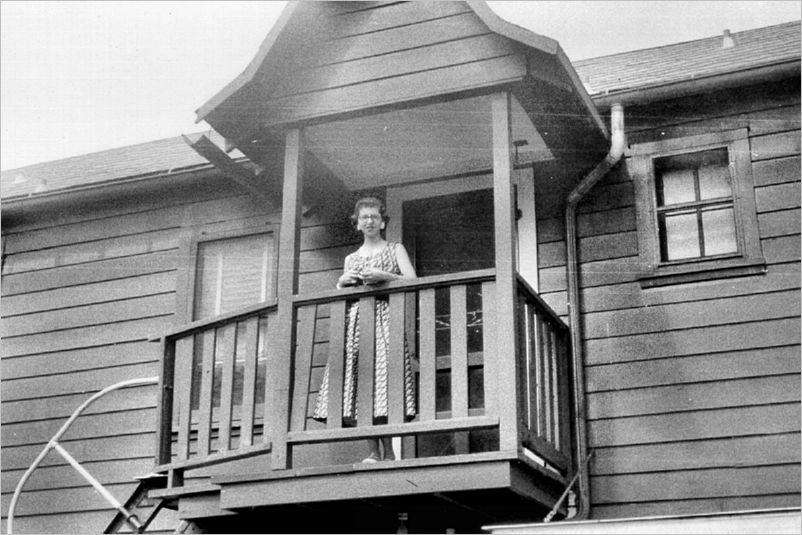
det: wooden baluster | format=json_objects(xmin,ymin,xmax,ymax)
[
  {"xmin": 480, "ymin": 282, "xmax": 497, "ymax": 418},
  {"xmin": 262, "ymin": 314, "xmax": 279, "ymax": 445},
  {"xmin": 450, "ymin": 285, "xmax": 469, "ymax": 454},
  {"xmin": 418, "ymin": 289, "xmax": 436, "ymax": 422},
  {"xmin": 196, "ymin": 329, "xmax": 216, "ymax": 457},
  {"xmin": 175, "ymin": 336, "xmax": 194, "ymax": 461},
  {"xmin": 542, "ymin": 320, "xmax": 553, "ymax": 444},
  {"xmin": 239, "ymin": 316, "xmax": 260, "ymax": 448},
  {"xmin": 534, "ymin": 314, "xmax": 546, "ymax": 438},
  {"xmin": 326, "ymin": 300, "xmax": 347, "ymax": 429},
  {"xmin": 291, "ymin": 305, "xmax": 317, "ymax": 432},
  {"xmin": 525, "ymin": 303, "xmax": 538, "ymax": 434},
  {"xmin": 357, "ymin": 296, "xmax": 376, "ymax": 427},
  {"xmin": 217, "ymin": 323, "xmax": 238, "ymax": 452},
  {"xmin": 387, "ymin": 292, "xmax": 407, "ymax": 425},
  {"xmin": 549, "ymin": 325, "xmax": 560, "ymax": 449},
  {"xmin": 155, "ymin": 337, "xmax": 176, "ymax": 466}
]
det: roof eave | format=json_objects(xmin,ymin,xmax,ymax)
[
  {"xmin": 590, "ymin": 58, "xmax": 801, "ymax": 108},
  {"xmin": 469, "ymin": 1, "xmax": 608, "ymax": 139},
  {"xmin": 195, "ymin": 2, "xmax": 299, "ymax": 123}
]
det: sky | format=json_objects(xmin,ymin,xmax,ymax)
[{"xmin": 1, "ymin": 1, "xmax": 799, "ymax": 171}]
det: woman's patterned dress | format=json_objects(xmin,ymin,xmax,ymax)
[{"xmin": 313, "ymin": 242, "xmax": 417, "ymax": 424}]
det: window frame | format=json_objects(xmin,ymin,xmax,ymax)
[
  {"xmin": 631, "ymin": 128, "xmax": 765, "ymax": 287},
  {"xmin": 181, "ymin": 224, "xmax": 279, "ymax": 323}
]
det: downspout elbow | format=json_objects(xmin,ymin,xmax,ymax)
[{"xmin": 565, "ymin": 103, "xmax": 625, "ymax": 520}]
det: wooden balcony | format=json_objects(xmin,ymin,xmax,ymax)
[{"xmin": 151, "ymin": 270, "xmax": 575, "ymax": 527}]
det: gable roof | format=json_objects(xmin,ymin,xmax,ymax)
[
  {"xmin": 574, "ymin": 21, "xmax": 800, "ymax": 97},
  {"xmin": 2, "ymin": 19, "xmax": 799, "ymax": 202}
]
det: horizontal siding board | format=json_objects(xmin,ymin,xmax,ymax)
[
  {"xmin": 0, "ymin": 481, "xmax": 138, "ymax": 516},
  {"xmin": 271, "ymin": 33, "xmax": 515, "ymax": 98},
  {"xmin": 262, "ymin": 54, "xmax": 526, "ymax": 125},
  {"xmin": 1, "ymin": 316, "xmax": 173, "ymax": 359},
  {"xmin": 1, "ymin": 457, "xmax": 153, "ymax": 493},
  {"xmin": 2, "ymin": 384, "xmax": 156, "ymax": 424},
  {"xmin": 2, "ymin": 433, "xmax": 154, "ymax": 471},
  {"xmin": 592, "ymin": 433, "xmax": 801, "ymax": 475},
  {"xmin": 1, "ymin": 363, "xmax": 159, "ymax": 403},
  {"xmin": 759, "ymin": 208, "xmax": 801, "ymax": 238},
  {"xmin": 322, "ymin": 1, "xmax": 473, "ymax": 41},
  {"xmin": 539, "ymin": 231, "xmax": 638, "ymax": 268},
  {"xmin": 591, "ymin": 464, "xmax": 801, "ymax": 503},
  {"xmin": 1, "ymin": 271, "xmax": 175, "ymax": 317},
  {"xmin": 0, "ymin": 340, "xmax": 156, "ymax": 380},
  {"xmin": 1, "ymin": 507, "xmax": 179, "ymax": 534},
  {"xmin": 2, "ymin": 292, "xmax": 175, "ymax": 338},
  {"xmin": 750, "ymin": 130, "xmax": 801, "ymax": 161},
  {"xmin": 307, "ymin": 12, "xmax": 489, "ymax": 69},
  {"xmin": 583, "ymin": 289, "xmax": 800, "ymax": 340},
  {"xmin": 763, "ymin": 234, "xmax": 801, "ymax": 264},
  {"xmin": 587, "ymin": 374, "xmax": 800, "ymax": 419},
  {"xmin": 3, "ymin": 229, "xmax": 178, "ymax": 275},
  {"xmin": 586, "ymin": 345, "xmax": 801, "ymax": 392},
  {"xmin": 752, "ymin": 155, "xmax": 800, "ymax": 187},
  {"xmin": 591, "ymin": 494, "xmax": 802, "ymax": 520},
  {"xmin": 538, "ymin": 206, "xmax": 637, "ymax": 244},
  {"xmin": 755, "ymin": 181, "xmax": 801, "ymax": 213},
  {"xmin": 626, "ymin": 104, "xmax": 801, "ymax": 144},
  {"xmin": 588, "ymin": 403, "xmax": 800, "ymax": 447},
  {"xmin": 578, "ymin": 262, "xmax": 800, "ymax": 314},
  {"xmin": 1, "ymin": 250, "xmax": 178, "ymax": 296},
  {"xmin": 585, "ymin": 317, "xmax": 801, "ymax": 366},
  {"xmin": 1, "ymin": 408, "xmax": 156, "ymax": 448}
]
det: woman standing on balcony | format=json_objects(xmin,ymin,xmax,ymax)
[{"xmin": 313, "ymin": 196, "xmax": 417, "ymax": 462}]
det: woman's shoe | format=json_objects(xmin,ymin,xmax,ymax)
[{"xmin": 361, "ymin": 454, "xmax": 380, "ymax": 463}]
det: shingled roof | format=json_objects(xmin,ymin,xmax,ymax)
[
  {"xmin": 2, "ymin": 20, "xmax": 799, "ymax": 201},
  {"xmin": 574, "ymin": 21, "xmax": 800, "ymax": 96}
]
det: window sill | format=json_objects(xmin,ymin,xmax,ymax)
[{"xmin": 637, "ymin": 256, "xmax": 767, "ymax": 288}]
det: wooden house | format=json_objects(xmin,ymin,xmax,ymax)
[{"xmin": 1, "ymin": 2, "xmax": 799, "ymax": 533}]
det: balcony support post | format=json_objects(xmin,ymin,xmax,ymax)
[
  {"xmin": 271, "ymin": 128, "xmax": 305, "ymax": 469},
  {"xmin": 491, "ymin": 91, "xmax": 522, "ymax": 452}
]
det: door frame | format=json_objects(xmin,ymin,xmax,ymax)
[{"xmin": 385, "ymin": 167, "xmax": 539, "ymax": 290}]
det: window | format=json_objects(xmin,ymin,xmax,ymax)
[
  {"xmin": 186, "ymin": 229, "xmax": 275, "ymax": 412},
  {"xmin": 632, "ymin": 129, "xmax": 765, "ymax": 286},
  {"xmin": 192, "ymin": 231, "xmax": 275, "ymax": 320}
]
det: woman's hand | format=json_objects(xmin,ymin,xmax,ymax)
[
  {"xmin": 360, "ymin": 266, "xmax": 396, "ymax": 285},
  {"xmin": 337, "ymin": 270, "xmax": 363, "ymax": 288}
]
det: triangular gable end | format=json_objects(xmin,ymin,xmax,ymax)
[{"xmin": 197, "ymin": 1, "xmax": 607, "ymax": 163}]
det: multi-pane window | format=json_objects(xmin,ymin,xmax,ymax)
[
  {"xmin": 632, "ymin": 129, "xmax": 765, "ymax": 286},
  {"xmin": 654, "ymin": 148, "xmax": 738, "ymax": 261}
]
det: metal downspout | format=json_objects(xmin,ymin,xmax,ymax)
[{"xmin": 565, "ymin": 103, "xmax": 625, "ymax": 519}]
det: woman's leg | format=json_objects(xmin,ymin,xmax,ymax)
[
  {"xmin": 380, "ymin": 436, "xmax": 395, "ymax": 460},
  {"xmin": 364, "ymin": 439, "xmax": 381, "ymax": 462}
]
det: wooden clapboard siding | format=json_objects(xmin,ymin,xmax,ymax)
[
  {"xmin": 242, "ymin": 1, "xmax": 529, "ymax": 126},
  {"xmin": 0, "ymin": 508, "xmax": 180, "ymax": 535},
  {"xmin": 2, "ymin": 433, "xmax": 156, "ymax": 471},
  {"xmin": 547, "ymin": 79, "xmax": 802, "ymax": 517},
  {"xmin": 1, "ymin": 457, "xmax": 155, "ymax": 494},
  {"xmin": 592, "ymin": 433, "xmax": 801, "ymax": 474},
  {"xmin": 591, "ymin": 494, "xmax": 802, "ymax": 521}
]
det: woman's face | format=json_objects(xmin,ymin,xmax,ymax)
[{"xmin": 357, "ymin": 206, "xmax": 383, "ymax": 237}]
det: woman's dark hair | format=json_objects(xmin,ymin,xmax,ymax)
[{"xmin": 350, "ymin": 196, "xmax": 390, "ymax": 226}]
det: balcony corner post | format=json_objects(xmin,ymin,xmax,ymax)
[
  {"xmin": 154, "ymin": 336, "xmax": 175, "ymax": 466},
  {"xmin": 271, "ymin": 127, "xmax": 305, "ymax": 470},
  {"xmin": 491, "ymin": 91, "xmax": 522, "ymax": 452}
]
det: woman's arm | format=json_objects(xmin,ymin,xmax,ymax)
[{"xmin": 336, "ymin": 257, "xmax": 362, "ymax": 289}]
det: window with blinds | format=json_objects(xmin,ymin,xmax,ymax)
[{"xmin": 193, "ymin": 232, "xmax": 274, "ymax": 320}]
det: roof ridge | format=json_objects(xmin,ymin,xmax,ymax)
[{"xmin": 574, "ymin": 19, "xmax": 800, "ymax": 65}]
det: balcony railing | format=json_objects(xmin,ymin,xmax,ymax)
[{"xmin": 152, "ymin": 269, "xmax": 573, "ymax": 487}]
